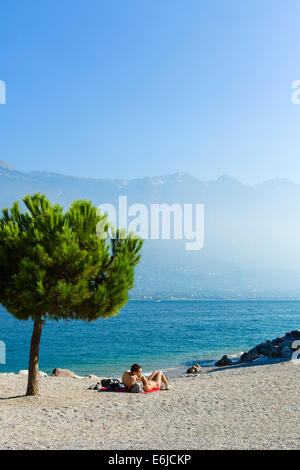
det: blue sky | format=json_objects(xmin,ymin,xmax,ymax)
[{"xmin": 1, "ymin": 0, "xmax": 300, "ymax": 183}]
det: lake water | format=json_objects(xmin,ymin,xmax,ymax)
[{"xmin": 0, "ymin": 300, "xmax": 299, "ymax": 377}]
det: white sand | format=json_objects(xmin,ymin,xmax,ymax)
[{"xmin": 0, "ymin": 360, "xmax": 299, "ymax": 450}]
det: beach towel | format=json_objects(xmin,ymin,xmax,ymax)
[{"xmin": 98, "ymin": 386, "xmax": 162, "ymax": 394}]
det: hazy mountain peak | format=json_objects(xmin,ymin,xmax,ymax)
[
  {"xmin": 173, "ymin": 171, "xmax": 197, "ymax": 182},
  {"xmin": 213, "ymin": 174, "xmax": 252, "ymax": 188},
  {"xmin": 217, "ymin": 174, "xmax": 240, "ymax": 183},
  {"xmin": 152, "ymin": 172, "xmax": 199, "ymax": 184}
]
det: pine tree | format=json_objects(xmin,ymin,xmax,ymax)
[{"xmin": 0, "ymin": 194, "xmax": 143, "ymax": 396}]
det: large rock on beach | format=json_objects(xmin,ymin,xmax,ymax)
[
  {"xmin": 215, "ymin": 355, "xmax": 233, "ymax": 367},
  {"xmin": 52, "ymin": 368, "xmax": 77, "ymax": 378},
  {"xmin": 242, "ymin": 348, "xmax": 260, "ymax": 363},
  {"xmin": 239, "ymin": 330, "xmax": 300, "ymax": 363},
  {"xmin": 257, "ymin": 342, "xmax": 272, "ymax": 354},
  {"xmin": 280, "ymin": 345, "xmax": 293, "ymax": 358},
  {"xmin": 186, "ymin": 363, "xmax": 203, "ymax": 374},
  {"xmin": 271, "ymin": 337, "xmax": 284, "ymax": 346},
  {"xmin": 268, "ymin": 347, "xmax": 281, "ymax": 358},
  {"xmin": 290, "ymin": 330, "xmax": 300, "ymax": 338}
]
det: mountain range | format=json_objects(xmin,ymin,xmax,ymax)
[{"xmin": 1, "ymin": 160, "xmax": 300, "ymax": 299}]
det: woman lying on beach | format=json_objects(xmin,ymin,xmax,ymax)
[{"xmin": 122, "ymin": 364, "xmax": 170, "ymax": 392}]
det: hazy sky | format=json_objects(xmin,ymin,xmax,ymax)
[{"xmin": 1, "ymin": 0, "xmax": 300, "ymax": 183}]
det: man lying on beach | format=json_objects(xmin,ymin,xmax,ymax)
[{"xmin": 122, "ymin": 364, "xmax": 170, "ymax": 392}]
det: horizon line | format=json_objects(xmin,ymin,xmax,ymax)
[{"xmin": 0, "ymin": 161, "xmax": 298, "ymax": 188}]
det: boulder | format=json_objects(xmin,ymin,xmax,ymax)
[
  {"xmin": 52, "ymin": 368, "xmax": 77, "ymax": 378},
  {"xmin": 271, "ymin": 337, "xmax": 284, "ymax": 346},
  {"xmin": 258, "ymin": 343, "xmax": 273, "ymax": 356},
  {"xmin": 280, "ymin": 345, "xmax": 292, "ymax": 358},
  {"xmin": 240, "ymin": 352, "xmax": 247, "ymax": 362},
  {"xmin": 186, "ymin": 363, "xmax": 203, "ymax": 374},
  {"xmin": 215, "ymin": 355, "xmax": 233, "ymax": 367},
  {"xmin": 290, "ymin": 330, "xmax": 300, "ymax": 339},
  {"xmin": 222, "ymin": 330, "xmax": 300, "ymax": 365},
  {"xmin": 241, "ymin": 348, "xmax": 260, "ymax": 363},
  {"xmin": 259, "ymin": 348, "xmax": 270, "ymax": 357},
  {"xmin": 258, "ymin": 343, "xmax": 283, "ymax": 358},
  {"xmin": 268, "ymin": 346, "xmax": 281, "ymax": 358},
  {"xmin": 284, "ymin": 331, "xmax": 300, "ymax": 340},
  {"xmin": 279, "ymin": 340, "xmax": 292, "ymax": 351}
]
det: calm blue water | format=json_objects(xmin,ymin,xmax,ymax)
[{"xmin": 0, "ymin": 300, "xmax": 299, "ymax": 377}]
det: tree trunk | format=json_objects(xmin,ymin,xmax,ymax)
[{"xmin": 26, "ymin": 318, "xmax": 43, "ymax": 396}]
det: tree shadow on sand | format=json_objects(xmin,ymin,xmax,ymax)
[{"xmin": 0, "ymin": 395, "xmax": 26, "ymax": 400}]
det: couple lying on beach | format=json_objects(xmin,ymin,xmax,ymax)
[{"xmin": 122, "ymin": 364, "xmax": 170, "ymax": 392}]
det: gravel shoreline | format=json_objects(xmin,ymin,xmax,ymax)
[{"xmin": 0, "ymin": 360, "xmax": 299, "ymax": 450}]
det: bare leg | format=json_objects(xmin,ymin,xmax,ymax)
[
  {"xmin": 148, "ymin": 370, "xmax": 158, "ymax": 381},
  {"xmin": 149, "ymin": 370, "xmax": 169, "ymax": 387}
]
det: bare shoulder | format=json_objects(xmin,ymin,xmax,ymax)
[{"xmin": 122, "ymin": 370, "xmax": 135, "ymax": 387}]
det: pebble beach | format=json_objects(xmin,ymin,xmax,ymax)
[{"xmin": 0, "ymin": 360, "xmax": 299, "ymax": 450}]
